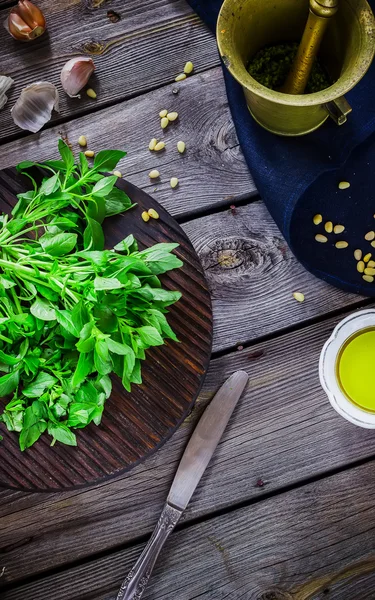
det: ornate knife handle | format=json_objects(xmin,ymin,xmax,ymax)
[{"xmin": 116, "ymin": 503, "xmax": 183, "ymax": 600}]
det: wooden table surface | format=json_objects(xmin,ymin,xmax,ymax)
[{"xmin": 1, "ymin": 1, "xmax": 375, "ymax": 598}]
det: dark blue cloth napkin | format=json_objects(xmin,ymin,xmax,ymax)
[{"xmin": 188, "ymin": 0, "xmax": 375, "ymax": 296}]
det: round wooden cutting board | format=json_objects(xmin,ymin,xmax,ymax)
[{"xmin": 0, "ymin": 169, "xmax": 213, "ymax": 491}]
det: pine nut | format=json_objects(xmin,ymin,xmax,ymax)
[
  {"xmin": 86, "ymin": 88, "xmax": 97, "ymax": 99},
  {"xmin": 141, "ymin": 211, "xmax": 150, "ymax": 222},
  {"xmin": 159, "ymin": 109, "xmax": 168, "ymax": 118},
  {"xmin": 338, "ymin": 181, "xmax": 350, "ymax": 190},
  {"xmin": 161, "ymin": 117, "xmax": 169, "ymax": 129},
  {"xmin": 149, "ymin": 138, "xmax": 158, "ymax": 151},
  {"xmin": 148, "ymin": 208, "xmax": 159, "ymax": 219},
  {"xmin": 170, "ymin": 177, "xmax": 179, "ymax": 189},
  {"xmin": 364, "ymin": 253, "xmax": 372, "ymax": 263},
  {"xmin": 113, "ymin": 170, "xmax": 122, "ymax": 178},
  {"xmin": 315, "ymin": 234, "xmax": 328, "ymax": 243},
  {"xmin": 313, "ymin": 214, "xmax": 322, "ymax": 225},
  {"xmin": 335, "ymin": 241, "xmax": 348, "ymax": 249},
  {"xmin": 184, "ymin": 61, "xmax": 194, "ymax": 74},
  {"xmin": 177, "ymin": 141, "xmax": 186, "ymax": 153},
  {"xmin": 84, "ymin": 150, "xmax": 95, "ymax": 157},
  {"xmin": 167, "ymin": 112, "xmax": 178, "ymax": 121},
  {"xmin": 368, "ymin": 260, "xmax": 375, "ymax": 268},
  {"xmin": 175, "ymin": 73, "xmax": 187, "ymax": 82},
  {"xmin": 324, "ymin": 221, "xmax": 333, "ymax": 233},
  {"xmin": 154, "ymin": 142, "xmax": 165, "ymax": 151},
  {"xmin": 333, "ymin": 224, "xmax": 345, "ymax": 234},
  {"xmin": 363, "ymin": 275, "xmax": 374, "ymax": 283},
  {"xmin": 148, "ymin": 170, "xmax": 160, "ymax": 179},
  {"xmin": 354, "ymin": 249, "xmax": 362, "ymax": 261},
  {"xmin": 372, "ymin": 241, "xmax": 375, "ymax": 248},
  {"xmin": 78, "ymin": 135, "xmax": 87, "ymax": 147},
  {"xmin": 365, "ymin": 231, "xmax": 375, "ymax": 241},
  {"xmin": 357, "ymin": 261, "xmax": 365, "ymax": 273},
  {"xmin": 365, "ymin": 267, "xmax": 375, "ymax": 276},
  {"xmin": 293, "ymin": 292, "xmax": 305, "ymax": 302}
]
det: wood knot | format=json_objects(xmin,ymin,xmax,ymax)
[
  {"xmin": 201, "ymin": 236, "xmax": 282, "ymax": 283},
  {"xmin": 75, "ymin": 40, "xmax": 110, "ymax": 56}
]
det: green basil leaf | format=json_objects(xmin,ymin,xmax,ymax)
[
  {"xmin": 30, "ymin": 298, "xmax": 56, "ymax": 321},
  {"xmin": 71, "ymin": 351, "xmax": 93, "ymax": 388},
  {"xmin": 104, "ymin": 188, "xmax": 133, "ymax": 217},
  {"xmin": 94, "ymin": 277, "xmax": 123, "ymax": 290},
  {"xmin": 16, "ymin": 160, "xmax": 36, "ymax": 171},
  {"xmin": 83, "ymin": 217, "xmax": 104, "ymax": 250},
  {"xmin": 91, "ymin": 176, "xmax": 117, "ymax": 197},
  {"xmin": 129, "ymin": 359, "xmax": 142, "ymax": 384},
  {"xmin": 40, "ymin": 173, "xmax": 60, "ymax": 196},
  {"xmin": 76, "ymin": 381, "xmax": 99, "ymax": 404},
  {"xmin": 0, "ymin": 370, "xmax": 19, "ymax": 397},
  {"xmin": 58, "ymin": 139, "xmax": 75, "ymax": 171},
  {"xmin": 93, "ymin": 150, "xmax": 126, "ymax": 172},
  {"xmin": 94, "ymin": 340, "xmax": 112, "ymax": 375},
  {"xmin": 19, "ymin": 423, "xmax": 43, "ymax": 451},
  {"xmin": 71, "ymin": 301, "xmax": 90, "ymax": 333},
  {"xmin": 1, "ymin": 409, "xmax": 23, "ymax": 432},
  {"xmin": 0, "ymin": 349, "xmax": 21, "ymax": 366},
  {"xmin": 87, "ymin": 195, "xmax": 106, "ymax": 223},
  {"xmin": 113, "ymin": 234, "xmax": 137, "ymax": 253},
  {"xmin": 55, "ymin": 309, "xmax": 80, "ymax": 337},
  {"xmin": 67, "ymin": 404, "xmax": 96, "ymax": 428},
  {"xmin": 79, "ymin": 152, "xmax": 89, "ymax": 176},
  {"xmin": 76, "ymin": 336, "xmax": 95, "ymax": 353},
  {"xmin": 137, "ymin": 326, "xmax": 164, "ymax": 347},
  {"xmin": 43, "ymin": 159, "xmax": 67, "ymax": 171},
  {"xmin": 107, "ymin": 338, "xmax": 133, "ymax": 356},
  {"xmin": 40, "ymin": 232, "xmax": 77, "ymax": 257},
  {"xmin": 133, "ymin": 287, "xmax": 181, "ymax": 305},
  {"xmin": 48, "ymin": 422, "xmax": 77, "ymax": 446},
  {"xmin": 147, "ymin": 309, "xmax": 179, "ymax": 342},
  {"xmin": 23, "ymin": 372, "xmax": 57, "ymax": 398},
  {"xmin": 0, "ymin": 275, "xmax": 16, "ymax": 289},
  {"xmin": 97, "ymin": 374, "xmax": 112, "ymax": 398},
  {"xmin": 93, "ymin": 305, "xmax": 117, "ymax": 333}
]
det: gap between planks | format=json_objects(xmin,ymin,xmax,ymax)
[{"xmin": 2, "ymin": 460, "xmax": 375, "ymax": 600}]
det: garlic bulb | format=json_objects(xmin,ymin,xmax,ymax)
[
  {"xmin": 0, "ymin": 76, "xmax": 14, "ymax": 110},
  {"xmin": 60, "ymin": 57, "xmax": 95, "ymax": 98},
  {"xmin": 6, "ymin": 0, "xmax": 46, "ymax": 42},
  {"xmin": 11, "ymin": 82, "xmax": 59, "ymax": 133}
]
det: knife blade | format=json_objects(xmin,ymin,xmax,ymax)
[
  {"xmin": 167, "ymin": 369, "xmax": 249, "ymax": 510},
  {"xmin": 116, "ymin": 370, "xmax": 249, "ymax": 600}
]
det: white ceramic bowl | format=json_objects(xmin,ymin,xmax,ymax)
[{"xmin": 319, "ymin": 309, "xmax": 375, "ymax": 428}]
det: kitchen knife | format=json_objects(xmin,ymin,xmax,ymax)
[{"xmin": 116, "ymin": 370, "xmax": 249, "ymax": 600}]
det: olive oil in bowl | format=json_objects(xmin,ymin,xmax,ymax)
[
  {"xmin": 319, "ymin": 309, "xmax": 375, "ymax": 428},
  {"xmin": 336, "ymin": 328, "xmax": 375, "ymax": 413}
]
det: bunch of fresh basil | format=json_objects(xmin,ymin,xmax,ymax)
[{"xmin": 0, "ymin": 140, "xmax": 182, "ymax": 450}]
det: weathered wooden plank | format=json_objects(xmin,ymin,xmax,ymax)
[
  {"xmin": 0, "ymin": 67, "xmax": 256, "ymax": 217},
  {"xmin": 0, "ymin": 0, "xmax": 219, "ymax": 140},
  {"xmin": 1, "ymin": 310, "xmax": 375, "ymax": 584},
  {"xmin": 3, "ymin": 461, "xmax": 375, "ymax": 599},
  {"xmin": 183, "ymin": 201, "xmax": 366, "ymax": 352}
]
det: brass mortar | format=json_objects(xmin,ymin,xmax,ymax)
[{"xmin": 217, "ymin": 0, "xmax": 375, "ymax": 136}]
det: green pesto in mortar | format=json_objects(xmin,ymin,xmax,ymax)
[{"xmin": 247, "ymin": 42, "xmax": 331, "ymax": 94}]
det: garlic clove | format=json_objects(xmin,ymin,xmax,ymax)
[
  {"xmin": 60, "ymin": 57, "xmax": 95, "ymax": 98},
  {"xmin": 11, "ymin": 82, "xmax": 59, "ymax": 133},
  {"xmin": 6, "ymin": 0, "xmax": 46, "ymax": 41},
  {"xmin": 0, "ymin": 76, "xmax": 14, "ymax": 110}
]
